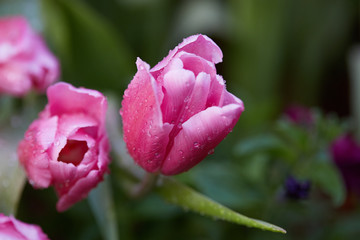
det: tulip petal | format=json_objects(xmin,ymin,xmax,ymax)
[
  {"xmin": 49, "ymin": 161, "xmax": 77, "ymax": 185},
  {"xmin": 121, "ymin": 58, "xmax": 172, "ymax": 172},
  {"xmin": 10, "ymin": 215, "xmax": 48, "ymax": 240},
  {"xmin": 181, "ymin": 72, "xmax": 211, "ymax": 123},
  {"xmin": 178, "ymin": 34, "xmax": 223, "ymax": 64},
  {"xmin": 0, "ymin": 16, "xmax": 30, "ymax": 62},
  {"xmin": 0, "ymin": 61, "xmax": 32, "ymax": 96},
  {"xmin": 206, "ymin": 74, "xmax": 226, "ymax": 107},
  {"xmin": 56, "ymin": 170, "xmax": 102, "ymax": 212},
  {"xmin": 50, "ymin": 113, "xmax": 97, "ymax": 162},
  {"xmin": 178, "ymin": 52, "xmax": 216, "ymax": 77},
  {"xmin": 151, "ymin": 34, "xmax": 223, "ymax": 78},
  {"xmin": 47, "ymin": 82, "xmax": 107, "ymax": 126},
  {"xmin": 161, "ymin": 68, "xmax": 195, "ymax": 124},
  {"xmin": 18, "ymin": 122, "xmax": 52, "ymax": 188},
  {"xmin": 36, "ymin": 116, "xmax": 58, "ymax": 150},
  {"xmin": 161, "ymin": 103, "xmax": 244, "ymax": 175}
]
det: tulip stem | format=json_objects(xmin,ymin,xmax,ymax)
[{"xmin": 130, "ymin": 172, "xmax": 158, "ymax": 198}]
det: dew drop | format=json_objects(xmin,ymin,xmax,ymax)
[
  {"xmin": 193, "ymin": 142, "xmax": 200, "ymax": 149},
  {"xmin": 208, "ymin": 149, "xmax": 215, "ymax": 155}
]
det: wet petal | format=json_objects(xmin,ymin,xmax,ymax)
[
  {"xmin": 181, "ymin": 72, "xmax": 211, "ymax": 123},
  {"xmin": 161, "ymin": 103, "xmax": 244, "ymax": 175},
  {"xmin": 121, "ymin": 58, "xmax": 172, "ymax": 172},
  {"xmin": 47, "ymin": 82, "xmax": 107, "ymax": 126},
  {"xmin": 161, "ymin": 68, "xmax": 195, "ymax": 124},
  {"xmin": 56, "ymin": 170, "xmax": 102, "ymax": 212},
  {"xmin": 151, "ymin": 34, "xmax": 223, "ymax": 78}
]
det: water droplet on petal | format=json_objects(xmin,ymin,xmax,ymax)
[
  {"xmin": 193, "ymin": 142, "xmax": 200, "ymax": 149},
  {"xmin": 208, "ymin": 149, "xmax": 215, "ymax": 155}
]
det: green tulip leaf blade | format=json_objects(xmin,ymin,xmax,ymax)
[
  {"xmin": 88, "ymin": 176, "xmax": 119, "ymax": 240},
  {"xmin": 156, "ymin": 177, "xmax": 286, "ymax": 234}
]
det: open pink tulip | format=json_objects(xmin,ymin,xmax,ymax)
[
  {"xmin": 0, "ymin": 214, "xmax": 49, "ymax": 240},
  {"xmin": 0, "ymin": 16, "xmax": 59, "ymax": 96},
  {"xmin": 121, "ymin": 34, "xmax": 244, "ymax": 175},
  {"xmin": 18, "ymin": 82, "xmax": 110, "ymax": 211}
]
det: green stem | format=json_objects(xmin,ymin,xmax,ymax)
[{"xmin": 130, "ymin": 172, "xmax": 158, "ymax": 199}]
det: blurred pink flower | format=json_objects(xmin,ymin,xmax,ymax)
[
  {"xmin": 0, "ymin": 213, "xmax": 49, "ymax": 240},
  {"xmin": 18, "ymin": 82, "xmax": 110, "ymax": 212},
  {"xmin": 284, "ymin": 105, "xmax": 314, "ymax": 126},
  {"xmin": 0, "ymin": 16, "xmax": 59, "ymax": 96},
  {"xmin": 121, "ymin": 34, "xmax": 244, "ymax": 175},
  {"xmin": 331, "ymin": 134, "xmax": 360, "ymax": 197}
]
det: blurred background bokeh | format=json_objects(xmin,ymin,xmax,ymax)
[{"xmin": 1, "ymin": 0, "xmax": 360, "ymax": 239}]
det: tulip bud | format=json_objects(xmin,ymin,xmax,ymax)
[{"xmin": 121, "ymin": 34, "xmax": 244, "ymax": 175}]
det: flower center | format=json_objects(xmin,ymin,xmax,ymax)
[{"xmin": 58, "ymin": 140, "xmax": 88, "ymax": 166}]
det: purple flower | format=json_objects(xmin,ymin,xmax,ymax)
[
  {"xmin": 284, "ymin": 176, "xmax": 311, "ymax": 200},
  {"xmin": 331, "ymin": 134, "xmax": 360, "ymax": 196}
]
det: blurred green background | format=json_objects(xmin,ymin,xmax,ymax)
[{"xmin": 1, "ymin": 0, "xmax": 360, "ymax": 239}]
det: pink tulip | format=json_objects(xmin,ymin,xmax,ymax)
[
  {"xmin": 121, "ymin": 34, "xmax": 244, "ymax": 175},
  {"xmin": 18, "ymin": 82, "xmax": 110, "ymax": 212},
  {"xmin": 0, "ymin": 16, "xmax": 59, "ymax": 96},
  {"xmin": 0, "ymin": 214, "xmax": 49, "ymax": 240}
]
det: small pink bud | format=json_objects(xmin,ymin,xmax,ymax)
[
  {"xmin": 0, "ymin": 213, "xmax": 49, "ymax": 240},
  {"xmin": 0, "ymin": 16, "xmax": 59, "ymax": 96},
  {"xmin": 18, "ymin": 82, "xmax": 110, "ymax": 212},
  {"xmin": 120, "ymin": 34, "xmax": 244, "ymax": 175}
]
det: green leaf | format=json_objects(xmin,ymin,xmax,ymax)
[
  {"xmin": 156, "ymin": 177, "xmax": 286, "ymax": 234},
  {"xmin": 0, "ymin": 122, "xmax": 26, "ymax": 215},
  {"xmin": 88, "ymin": 175, "xmax": 119, "ymax": 240},
  {"xmin": 308, "ymin": 157, "xmax": 346, "ymax": 206},
  {"xmin": 41, "ymin": 0, "xmax": 134, "ymax": 92}
]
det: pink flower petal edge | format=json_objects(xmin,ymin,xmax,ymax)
[{"xmin": 0, "ymin": 214, "xmax": 49, "ymax": 240}]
